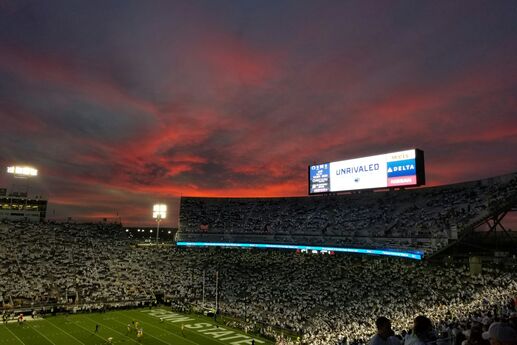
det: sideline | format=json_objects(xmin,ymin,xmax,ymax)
[{"xmin": 0, "ymin": 318, "xmax": 43, "ymax": 325}]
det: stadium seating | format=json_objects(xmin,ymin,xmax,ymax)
[
  {"xmin": 177, "ymin": 173, "xmax": 517, "ymax": 256},
  {"xmin": 0, "ymin": 220, "xmax": 516, "ymax": 345}
]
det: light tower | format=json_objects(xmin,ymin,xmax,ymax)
[
  {"xmin": 152, "ymin": 204, "xmax": 167, "ymax": 245},
  {"xmin": 6, "ymin": 165, "xmax": 38, "ymax": 194},
  {"xmin": 7, "ymin": 166, "xmax": 38, "ymax": 178}
]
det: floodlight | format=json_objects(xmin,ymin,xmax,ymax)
[
  {"xmin": 152, "ymin": 204, "xmax": 167, "ymax": 219},
  {"xmin": 152, "ymin": 203, "xmax": 167, "ymax": 244},
  {"xmin": 150, "ymin": 229, "xmax": 153, "ymax": 233},
  {"xmin": 7, "ymin": 166, "xmax": 38, "ymax": 178}
]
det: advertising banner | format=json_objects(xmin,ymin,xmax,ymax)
[{"xmin": 309, "ymin": 149, "xmax": 424, "ymax": 194}]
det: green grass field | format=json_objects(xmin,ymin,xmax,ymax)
[{"xmin": 0, "ymin": 308, "xmax": 274, "ymax": 345}]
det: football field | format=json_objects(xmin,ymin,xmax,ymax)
[{"xmin": 0, "ymin": 308, "xmax": 274, "ymax": 345}]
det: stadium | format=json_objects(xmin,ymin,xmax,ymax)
[
  {"xmin": 2, "ymin": 2, "xmax": 517, "ymax": 345},
  {"xmin": 1, "ymin": 153, "xmax": 517, "ymax": 345}
]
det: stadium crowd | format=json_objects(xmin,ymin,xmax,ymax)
[
  {"xmin": 178, "ymin": 173, "xmax": 517, "ymax": 256},
  {"xmin": 1, "ymin": 220, "xmax": 517, "ymax": 345},
  {"xmin": 1, "ymin": 174, "xmax": 517, "ymax": 344}
]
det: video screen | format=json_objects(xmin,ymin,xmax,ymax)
[{"xmin": 309, "ymin": 149, "xmax": 425, "ymax": 194}]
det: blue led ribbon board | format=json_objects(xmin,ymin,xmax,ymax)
[{"xmin": 176, "ymin": 241, "xmax": 423, "ymax": 260}]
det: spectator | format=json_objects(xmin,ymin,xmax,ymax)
[
  {"xmin": 508, "ymin": 313, "xmax": 517, "ymax": 331},
  {"xmin": 464, "ymin": 324, "xmax": 489, "ymax": 345},
  {"xmin": 404, "ymin": 316, "xmax": 436, "ymax": 345},
  {"xmin": 369, "ymin": 317, "xmax": 400, "ymax": 345},
  {"xmin": 482, "ymin": 322, "xmax": 517, "ymax": 345}
]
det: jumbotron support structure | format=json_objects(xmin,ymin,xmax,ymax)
[
  {"xmin": 431, "ymin": 194, "xmax": 517, "ymax": 259},
  {"xmin": 483, "ymin": 211, "xmax": 515, "ymax": 241}
]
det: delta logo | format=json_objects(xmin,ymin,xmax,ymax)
[{"xmin": 386, "ymin": 159, "xmax": 416, "ymax": 178}]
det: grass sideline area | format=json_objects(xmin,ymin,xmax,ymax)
[{"xmin": 0, "ymin": 308, "xmax": 274, "ymax": 345}]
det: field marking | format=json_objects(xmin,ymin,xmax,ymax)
[
  {"xmin": 29, "ymin": 323, "xmax": 59, "ymax": 345},
  {"xmin": 127, "ymin": 309, "xmax": 262, "ymax": 345},
  {"xmin": 44, "ymin": 318, "xmax": 88, "ymax": 345},
  {"xmin": 135, "ymin": 309, "xmax": 234, "ymax": 345},
  {"xmin": 107, "ymin": 316, "xmax": 178, "ymax": 345},
  {"xmin": 70, "ymin": 318, "xmax": 108, "ymax": 343},
  {"xmin": 118, "ymin": 311, "xmax": 198, "ymax": 344},
  {"xmin": 122, "ymin": 310, "xmax": 206, "ymax": 345},
  {"xmin": 114, "ymin": 312, "xmax": 201, "ymax": 345},
  {"xmin": 0, "ymin": 310, "xmax": 273, "ymax": 345},
  {"xmin": 80, "ymin": 315, "xmax": 140, "ymax": 344},
  {"xmin": 3, "ymin": 326, "xmax": 27, "ymax": 345}
]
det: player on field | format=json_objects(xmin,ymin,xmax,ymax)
[
  {"xmin": 17, "ymin": 313, "xmax": 25, "ymax": 325},
  {"xmin": 137, "ymin": 328, "xmax": 143, "ymax": 342},
  {"xmin": 95, "ymin": 323, "xmax": 100, "ymax": 333},
  {"xmin": 127, "ymin": 323, "xmax": 132, "ymax": 335}
]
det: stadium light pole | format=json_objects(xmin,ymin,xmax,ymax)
[
  {"xmin": 6, "ymin": 166, "xmax": 38, "ymax": 178},
  {"xmin": 152, "ymin": 204, "xmax": 167, "ymax": 245},
  {"xmin": 6, "ymin": 165, "xmax": 38, "ymax": 195}
]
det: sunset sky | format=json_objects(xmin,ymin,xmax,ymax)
[{"xmin": 1, "ymin": 1, "xmax": 516, "ymax": 226}]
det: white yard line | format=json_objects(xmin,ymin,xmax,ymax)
[
  {"xmin": 4, "ymin": 326, "xmax": 27, "ymax": 345},
  {"xmin": 70, "ymin": 319, "xmax": 109, "ymax": 343},
  {"xmin": 120, "ymin": 311, "xmax": 201, "ymax": 345},
  {"xmin": 81, "ymin": 315, "xmax": 140, "ymax": 344},
  {"xmin": 29, "ymin": 323, "xmax": 59, "ymax": 345},
  {"xmin": 44, "ymin": 318, "xmax": 88, "ymax": 345},
  {"xmin": 108, "ymin": 316, "xmax": 180, "ymax": 345}
]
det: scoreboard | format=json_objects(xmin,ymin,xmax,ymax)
[{"xmin": 309, "ymin": 149, "xmax": 425, "ymax": 194}]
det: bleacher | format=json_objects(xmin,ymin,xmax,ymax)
[
  {"xmin": 177, "ymin": 173, "xmax": 517, "ymax": 256},
  {"xmin": 0, "ymin": 215, "xmax": 516, "ymax": 345}
]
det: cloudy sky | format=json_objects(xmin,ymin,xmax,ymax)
[{"xmin": 1, "ymin": 0, "xmax": 516, "ymax": 226}]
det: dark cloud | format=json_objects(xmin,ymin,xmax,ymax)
[{"xmin": 0, "ymin": 0, "xmax": 516, "ymax": 225}]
